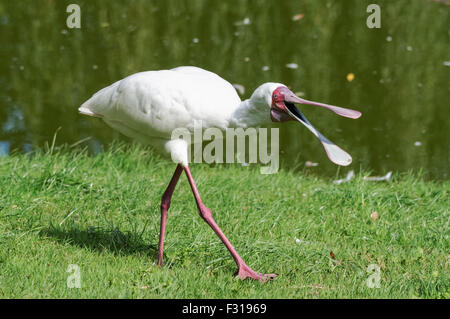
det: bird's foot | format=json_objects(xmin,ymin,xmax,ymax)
[
  {"xmin": 235, "ymin": 264, "xmax": 277, "ymax": 282},
  {"xmin": 156, "ymin": 253, "xmax": 164, "ymax": 267}
]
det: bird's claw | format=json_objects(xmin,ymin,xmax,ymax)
[{"xmin": 235, "ymin": 264, "xmax": 277, "ymax": 282}]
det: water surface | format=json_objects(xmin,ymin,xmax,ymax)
[{"xmin": 1, "ymin": 0, "xmax": 449, "ymax": 179}]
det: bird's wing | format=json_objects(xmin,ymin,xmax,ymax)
[
  {"xmin": 79, "ymin": 67, "xmax": 241, "ymax": 141},
  {"xmin": 170, "ymin": 66, "xmax": 226, "ymax": 79}
]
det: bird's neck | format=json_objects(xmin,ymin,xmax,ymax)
[{"xmin": 229, "ymin": 99, "xmax": 271, "ymax": 128}]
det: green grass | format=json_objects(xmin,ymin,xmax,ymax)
[{"xmin": 0, "ymin": 142, "xmax": 448, "ymax": 298}]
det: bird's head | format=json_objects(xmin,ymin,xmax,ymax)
[{"xmin": 252, "ymin": 83, "xmax": 362, "ymax": 166}]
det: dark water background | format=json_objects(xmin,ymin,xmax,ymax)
[{"xmin": 1, "ymin": 0, "xmax": 449, "ymax": 179}]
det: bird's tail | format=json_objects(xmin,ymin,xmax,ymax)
[{"xmin": 78, "ymin": 106, "xmax": 103, "ymax": 118}]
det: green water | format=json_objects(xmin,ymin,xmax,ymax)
[{"xmin": 1, "ymin": 0, "xmax": 449, "ymax": 179}]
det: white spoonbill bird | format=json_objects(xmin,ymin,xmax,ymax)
[{"xmin": 79, "ymin": 66, "xmax": 361, "ymax": 281}]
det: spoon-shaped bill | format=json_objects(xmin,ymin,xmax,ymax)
[
  {"xmin": 284, "ymin": 93, "xmax": 362, "ymax": 119},
  {"xmin": 285, "ymin": 103, "xmax": 353, "ymax": 166},
  {"xmin": 297, "ymin": 98, "xmax": 362, "ymax": 119},
  {"xmin": 315, "ymin": 133, "xmax": 353, "ymax": 166}
]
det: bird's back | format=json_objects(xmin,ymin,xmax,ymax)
[{"xmin": 79, "ymin": 66, "xmax": 241, "ymax": 144}]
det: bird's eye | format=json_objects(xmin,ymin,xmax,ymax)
[{"xmin": 273, "ymin": 94, "xmax": 278, "ymax": 99}]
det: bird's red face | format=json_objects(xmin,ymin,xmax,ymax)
[{"xmin": 270, "ymin": 87, "xmax": 295, "ymax": 122}]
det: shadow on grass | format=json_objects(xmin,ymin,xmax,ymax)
[{"xmin": 40, "ymin": 225, "xmax": 158, "ymax": 258}]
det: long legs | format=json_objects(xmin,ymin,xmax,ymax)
[
  {"xmin": 157, "ymin": 164, "xmax": 276, "ymax": 281},
  {"xmin": 183, "ymin": 166, "xmax": 276, "ymax": 281},
  {"xmin": 157, "ymin": 164, "xmax": 183, "ymax": 266}
]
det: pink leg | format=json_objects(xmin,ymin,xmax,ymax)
[
  {"xmin": 184, "ymin": 166, "xmax": 277, "ymax": 282},
  {"xmin": 157, "ymin": 164, "xmax": 183, "ymax": 266}
]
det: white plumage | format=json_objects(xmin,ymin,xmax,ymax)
[{"xmin": 80, "ymin": 66, "xmax": 282, "ymax": 166}]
